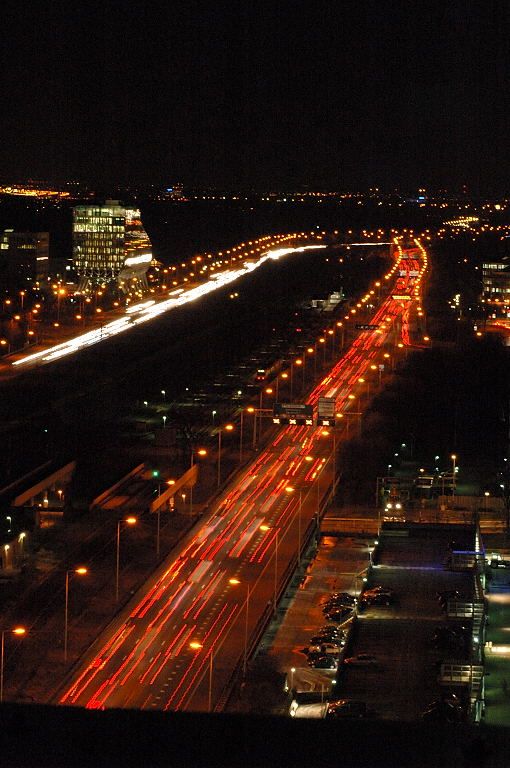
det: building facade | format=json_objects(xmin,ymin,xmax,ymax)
[
  {"xmin": 0, "ymin": 230, "xmax": 50, "ymax": 290},
  {"xmin": 72, "ymin": 201, "xmax": 152, "ymax": 292},
  {"xmin": 481, "ymin": 259, "xmax": 510, "ymax": 317}
]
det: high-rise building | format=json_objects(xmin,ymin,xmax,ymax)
[
  {"xmin": 481, "ymin": 259, "xmax": 510, "ymax": 317},
  {"xmin": 0, "ymin": 230, "xmax": 50, "ymax": 290},
  {"xmin": 72, "ymin": 201, "xmax": 153, "ymax": 292}
]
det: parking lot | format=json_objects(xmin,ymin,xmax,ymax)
[{"xmin": 266, "ymin": 524, "xmax": 479, "ymax": 721}]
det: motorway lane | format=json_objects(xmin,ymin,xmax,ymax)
[
  {"xmin": 59, "ymin": 243, "xmax": 427, "ymax": 712},
  {"xmin": 8, "ymin": 243, "xmax": 324, "ymax": 374}
]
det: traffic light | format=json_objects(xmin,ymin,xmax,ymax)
[{"xmin": 152, "ymin": 470, "xmax": 160, "ymax": 478}]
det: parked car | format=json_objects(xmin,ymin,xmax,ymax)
[
  {"xmin": 343, "ymin": 654, "xmax": 379, "ymax": 668},
  {"xmin": 359, "ymin": 592, "xmax": 393, "ymax": 607},
  {"xmin": 310, "ymin": 632, "xmax": 346, "ymax": 646},
  {"xmin": 322, "ymin": 599, "xmax": 355, "ymax": 613},
  {"xmin": 307, "ymin": 654, "xmax": 338, "ymax": 670},
  {"xmin": 421, "ymin": 694, "xmax": 463, "ymax": 723},
  {"xmin": 326, "ymin": 592, "xmax": 356, "ymax": 606},
  {"xmin": 308, "ymin": 641, "xmax": 344, "ymax": 656},
  {"xmin": 431, "ymin": 625, "xmax": 469, "ymax": 653},
  {"xmin": 363, "ymin": 586, "xmax": 395, "ymax": 599},
  {"xmin": 324, "ymin": 606, "xmax": 353, "ymax": 622},
  {"xmin": 325, "ymin": 700, "xmax": 368, "ymax": 719}
]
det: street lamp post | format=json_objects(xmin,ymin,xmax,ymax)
[
  {"xmin": 260, "ymin": 388, "xmax": 273, "ymax": 445},
  {"xmin": 336, "ymin": 321, "xmax": 345, "ymax": 350},
  {"xmin": 189, "ymin": 641, "xmax": 214, "ymax": 712},
  {"xmin": 116, "ymin": 517, "xmax": 137, "ymax": 603},
  {"xmin": 240, "ymin": 410, "xmax": 245, "ymax": 464},
  {"xmin": 280, "ymin": 371, "xmax": 288, "ymax": 401},
  {"xmin": 286, "ymin": 486, "xmax": 303, "ymax": 566},
  {"xmin": 246, "ymin": 406, "xmax": 256, "ymax": 450},
  {"xmin": 451, "ymin": 454, "xmax": 457, "ymax": 497},
  {"xmin": 229, "ymin": 578, "xmax": 251, "ymax": 678},
  {"xmin": 305, "ymin": 348, "xmax": 314, "ymax": 388},
  {"xmin": 383, "ymin": 352, "xmax": 393, "ymax": 372},
  {"xmin": 190, "ymin": 448, "xmax": 206, "ymax": 516},
  {"xmin": 273, "ymin": 529, "xmax": 279, "ymax": 614},
  {"xmin": 208, "ymin": 648, "xmax": 213, "ymax": 712},
  {"xmin": 260, "ymin": 525, "xmax": 279, "ymax": 614},
  {"xmin": 217, "ymin": 424, "xmax": 234, "ymax": 488},
  {"xmin": 290, "ymin": 666, "xmax": 296, "ymax": 693},
  {"xmin": 327, "ymin": 329, "xmax": 335, "ymax": 361},
  {"xmin": 0, "ymin": 627, "xmax": 25, "ymax": 702},
  {"xmin": 319, "ymin": 337, "xmax": 326, "ymax": 366},
  {"xmin": 64, "ymin": 567, "xmax": 87, "ymax": 662}
]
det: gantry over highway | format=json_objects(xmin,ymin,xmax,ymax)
[{"xmin": 59, "ymin": 239, "xmax": 428, "ymax": 712}]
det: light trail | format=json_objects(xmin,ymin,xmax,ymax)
[
  {"xmin": 58, "ymin": 242, "xmax": 427, "ymax": 712},
  {"xmin": 13, "ymin": 245, "xmax": 326, "ymax": 369}
]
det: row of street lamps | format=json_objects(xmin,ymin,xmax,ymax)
[
  {"xmin": 185, "ymin": 451, "xmax": 334, "ymax": 712},
  {"xmin": 32, "ymin": 514, "xmax": 148, "ymax": 691}
]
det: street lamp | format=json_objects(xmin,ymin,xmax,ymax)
[
  {"xmin": 260, "ymin": 524, "xmax": 279, "ymax": 614},
  {"xmin": 116, "ymin": 517, "xmax": 137, "ymax": 602},
  {"xmin": 451, "ymin": 454, "xmax": 457, "ymax": 497},
  {"xmin": 327, "ymin": 328, "xmax": 335, "ymax": 360},
  {"xmin": 190, "ymin": 448, "xmax": 207, "ymax": 516},
  {"xmin": 293, "ymin": 358, "xmax": 302, "ymax": 400},
  {"xmin": 229, "ymin": 577, "xmax": 251, "ymax": 678},
  {"xmin": 161, "ymin": 389, "xmax": 166, "ymax": 401},
  {"xmin": 285, "ymin": 485, "xmax": 303, "ymax": 566},
  {"xmin": 318, "ymin": 337, "xmax": 326, "ymax": 366},
  {"xmin": 189, "ymin": 641, "xmax": 214, "ymax": 712},
  {"xmin": 0, "ymin": 627, "xmax": 25, "ymax": 702},
  {"xmin": 239, "ymin": 409, "xmax": 249, "ymax": 464},
  {"xmin": 383, "ymin": 352, "xmax": 393, "ymax": 371},
  {"xmin": 278, "ymin": 371, "xmax": 288, "ymax": 400},
  {"xmin": 255, "ymin": 388, "xmax": 272, "ymax": 446},
  {"xmin": 64, "ymin": 567, "xmax": 87, "ymax": 661},
  {"xmin": 337, "ymin": 321, "xmax": 345, "ymax": 349},
  {"xmin": 217, "ymin": 424, "xmax": 234, "ymax": 488},
  {"xmin": 246, "ymin": 406, "xmax": 256, "ymax": 450}
]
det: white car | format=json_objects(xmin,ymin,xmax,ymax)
[{"xmin": 308, "ymin": 642, "xmax": 343, "ymax": 656}]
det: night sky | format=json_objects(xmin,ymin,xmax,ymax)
[{"xmin": 2, "ymin": 0, "xmax": 510, "ymax": 192}]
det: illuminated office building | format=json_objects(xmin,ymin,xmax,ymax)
[
  {"xmin": 72, "ymin": 201, "xmax": 152, "ymax": 292},
  {"xmin": 481, "ymin": 259, "xmax": 510, "ymax": 317},
  {"xmin": 0, "ymin": 230, "xmax": 49, "ymax": 290}
]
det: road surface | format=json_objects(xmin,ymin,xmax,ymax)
[{"xmin": 59, "ymin": 240, "xmax": 427, "ymax": 712}]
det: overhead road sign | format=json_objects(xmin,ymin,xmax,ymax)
[
  {"xmin": 355, "ymin": 323, "xmax": 379, "ymax": 330},
  {"xmin": 317, "ymin": 397, "xmax": 336, "ymax": 426},
  {"xmin": 273, "ymin": 402, "xmax": 313, "ymax": 426}
]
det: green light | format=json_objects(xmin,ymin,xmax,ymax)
[{"xmin": 152, "ymin": 470, "xmax": 160, "ymax": 478}]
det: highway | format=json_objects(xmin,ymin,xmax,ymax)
[
  {"xmin": 59, "ymin": 240, "xmax": 427, "ymax": 712},
  {"xmin": 9, "ymin": 245, "xmax": 325, "ymax": 372}
]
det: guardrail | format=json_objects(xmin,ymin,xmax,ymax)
[{"xmin": 321, "ymin": 518, "xmax": 378, "ymax": 535}]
